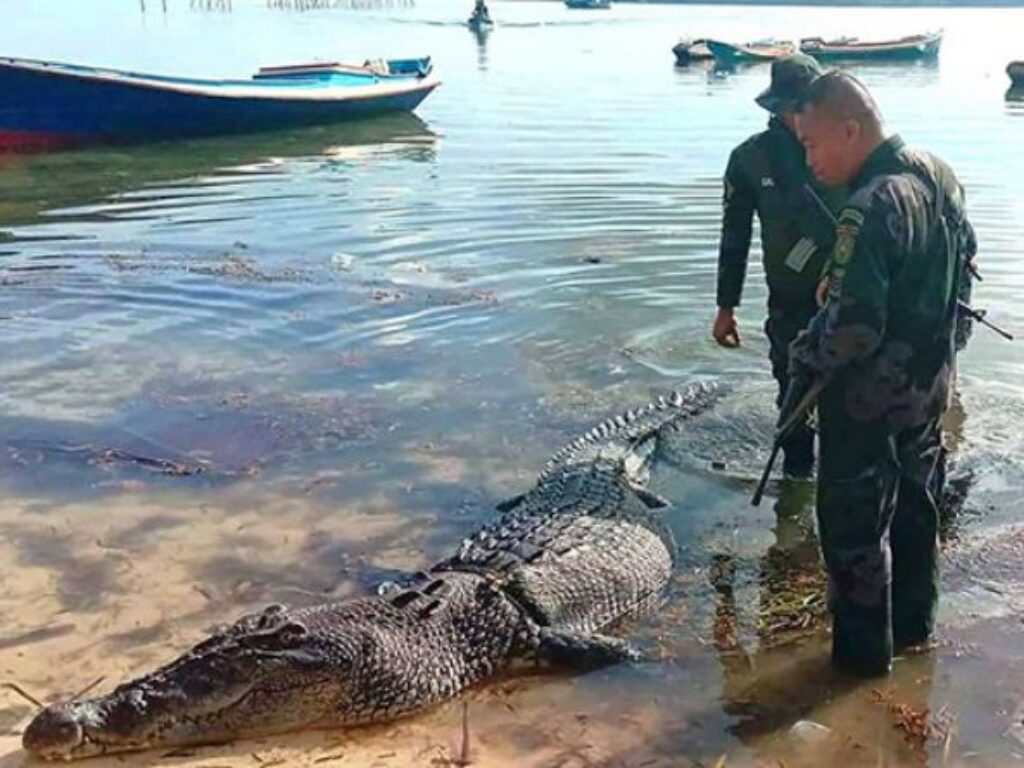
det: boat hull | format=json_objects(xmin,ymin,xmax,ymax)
[
  {"xmin": 0, "ymin": 57, "xmax": 440, "ymax": 151},
  {"xmin": 672, "ymin": 39, "xmax": 713, "ymax": 65},
  {"xmin": 707, "ymin": 39, "xmax": 795, "ymax": 64},
  {"xmin": 800, "ymin": 34, "xmax": 942, "ymax": 61}
]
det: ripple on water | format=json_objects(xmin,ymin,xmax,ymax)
[{"xmin": 1, "ymin": 2, "xmax": 1024, "ymax": 765}]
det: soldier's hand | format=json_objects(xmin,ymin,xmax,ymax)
[
  {"xmin": 815, "ymin": 276, "xmax": 829, "ymax": 307},
  {"xmin": 713, "ymin": 307, "xmax": 740, "ymax": 348}
]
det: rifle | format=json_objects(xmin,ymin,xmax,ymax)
[
  {"xmin": 751, "ymin": 375, "xmax": 829, "ymax": 507},
  {"xmin": 802, "ymin": 183, "xmax": 1013, "ymax": 343},
  {"xmin": 957, "ymin": 300, "xmax": 1013, "ymax": 341}
]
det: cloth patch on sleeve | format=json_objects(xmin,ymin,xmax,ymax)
[
  {"xmin": 832, "ymin": 209, "xmax": 863, "ymax": 268},
  {"xmin": 784, "ymin": 237, "xmax": 818, "ymax": 273}
]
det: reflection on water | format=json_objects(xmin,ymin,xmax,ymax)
[
  {"xmin": 266, "ymin": 0, "xmax": 416, "ymax": 10},
  {"xmin": 0, "ymin": 114, "xmax": 436, "ymax": 226},
  {"xmin": 471, "ymin": 23, "xmax": 491, "ymax": 72},
  {"xmin": 190, "ymin": 0, "xmax": 231, "ymax": 11},
  {"xmin": 2, "ymin": 1, "xmax": 1024, "ymax": 766}
]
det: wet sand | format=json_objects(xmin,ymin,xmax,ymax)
[
  {"xmin": 2, "ymin": 482, "xmax": 1024, "ymax": 767},
  {"xmin": 2, "ymin": 1, "xmax": 1024, "ymax": 763}
]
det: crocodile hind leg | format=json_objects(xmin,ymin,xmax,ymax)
[{"xmin": 535, "ymin": 627, "xmax": 642, "ymax": 669}]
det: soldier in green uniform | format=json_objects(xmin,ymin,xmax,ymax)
[
  {"xmin": 713, "ymin": 54, "xmax": 842, "ymax": 477},
  {"xmin": 792, "ymin": 71, "xmax": 977, "ymax": 675}
]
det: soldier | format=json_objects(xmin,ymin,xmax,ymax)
[
  {"xmin": 713, "ymin": 54, "xmax": 843, "ymax": 478},
  {"xmin": 791, "ymin": 71, "xmax": 977, "ymax": 675}
]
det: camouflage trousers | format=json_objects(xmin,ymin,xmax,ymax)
[
  {"xmin": 816, "ymin": 389, "xmax": 945, "ymax": 675},
  {"xmin": 765, "ymin": 300, "xmax": 818, "ymax": 475}
]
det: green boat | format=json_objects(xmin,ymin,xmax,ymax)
[{"xmin": 799, "ymin": 31, "xmax": 942, "ymax": 62}]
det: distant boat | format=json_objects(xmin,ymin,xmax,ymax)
[
  {"xmin": 565, "ymin": 0, "xmax": 611, "ymax": 9},
  {"xmin": 1009, "ymin": 60, "xmax": 1024, "ymax": 88},
  {"xmin": 672, "ymin": 39, "xmax": 713, "ymax": 65},
  {"xmin": 800, "ymin": 31, "xmax": 942, "ymax": 61},
  {"xmin": 0, "ymin": 55, "xmax": 440, "ymax": 152},
  {"xmin": 706, "ymin": 39, "xmax": 796, "ymax": 65}
]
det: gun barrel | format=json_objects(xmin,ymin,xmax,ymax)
[
  {"xmin": 959, "ymin": 299, "xmax": 1014, "ymax": 341},
  {"xmin": 751, "ymin": 442, "xmax": 781, "ymax": 507},
  {"xmin": 803, "ymin": 183, "xmax": 838, "ymax": 227},
  {"xmin": 750, "ymin": 376, "xmax": 829, "ymax": 507}
]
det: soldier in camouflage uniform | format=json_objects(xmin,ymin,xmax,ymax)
[
  {"xmin": 713, "ymin": 54, "xmax": 843, "ymax": 477},
  {"xmin": 792, "ymin": 71, "xmax": 977, "ymax": 675}
]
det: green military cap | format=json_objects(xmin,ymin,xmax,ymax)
[{"xmin": 755, "ymin": 53, "xmax": 824, "ymax": 114}]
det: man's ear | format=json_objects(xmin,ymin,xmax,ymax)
[
  {"xmin": 843, "ymin": 118, "xmax": 861, "ymax": 144},
  {"xmin": 794, "ymin": 113, "xmax": 807, "ymax": 141}
]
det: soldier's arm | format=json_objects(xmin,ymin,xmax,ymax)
[
  {"xmin": 716, "ymin": 150, "xmax": 756, "ymax": 309},
  {"xmin": 790, "ymin": 206, "xmax": 891, "ymax": 374},
  {"xmin": 954, "ymin": 192, "xmax": 978, "ymax": 350},
  {"xmin": 962, "ymin": 213, "xmax": 977, "ymax": 257},
  {"xmin": 937, "ymin": 160, "xmax": 977, "ymax": 267}
]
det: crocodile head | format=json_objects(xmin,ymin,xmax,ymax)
[{"xmin": 23, "ymin": 605, "xmax": 347, "ymax": 760}]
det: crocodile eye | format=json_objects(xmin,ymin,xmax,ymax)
[
  {"xmin": 240, "ymin": 621, "xmax": 309, "ymax": 651},
  {"xmin": 255, "ymin": 604, "xmax": 288, "ymax": 630},
  {"xmin": 275, "ymin": 622, "xmax": 309, "ymax": 646}
]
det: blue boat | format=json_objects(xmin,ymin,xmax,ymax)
[
  {"xmin": 565, "ymin": 0, "xmax": 611, "ymax": 9},
  {"xmin": 0, "ymin": 56, "xmax": 440, "ymax": 152}
]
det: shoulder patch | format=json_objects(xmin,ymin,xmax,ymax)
[
  {"xmin": 833, "ymin": 209, "xmax": 863, "ymax": 267},
  {"xmin": 838, "ymin": 209, "xmax": 865, "ymax": 228}
]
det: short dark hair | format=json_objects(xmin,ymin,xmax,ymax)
[{"xmin": 800, "ymin": 70, "xmax": 882, "ymax": 128}]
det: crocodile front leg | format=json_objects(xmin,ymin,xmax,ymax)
[{"xmin": 533, "ymin": 626, "xmax": 642, "ymax": 668}]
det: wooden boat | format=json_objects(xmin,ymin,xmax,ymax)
[
  {"xmin": 0, "ymin": 55, "xmax": 440, "ymax": 152},
  {"xmin": 565, "ymin": 0, "xmax": 611, "ymax": 9},
  {"xmin": 1008, "ymin": 61, "xmax": 1024, "ymax": 88},
  {"xmin": 672, "ymin": 39, "xmax": 713, "ymax": 65},
  {"xmin": 706, "ymin": 39, "xmax": 796, "ymax": 65},
  {"xmin": 799, "ymin": 31, "xmax": 942, "ymax": 61}
]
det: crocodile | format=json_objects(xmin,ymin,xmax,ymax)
[{"xmin": 22, "ymin": 381, "xmax": 722, "ymax": 760}]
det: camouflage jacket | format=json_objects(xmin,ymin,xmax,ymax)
[
  {"xmin": 790, "ymin": 136, "xmax": 976, "ymax": 430},
  {"xmin": 716, "ymin": 118, "xmax": 843, "ymax": 311}
]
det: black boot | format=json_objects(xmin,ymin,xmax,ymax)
[{"xmin": 832, "ymin": 605, "xmax": 893, "ymax": 678}]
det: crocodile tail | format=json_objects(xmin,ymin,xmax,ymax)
[{"xmin": 539, "ymin": 380, "xmax": 722, "ymax": 480}]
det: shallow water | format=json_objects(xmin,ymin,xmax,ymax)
[{"xmin": 2, "ymin": 1, "xmax": 1024, "ymax": 765}]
